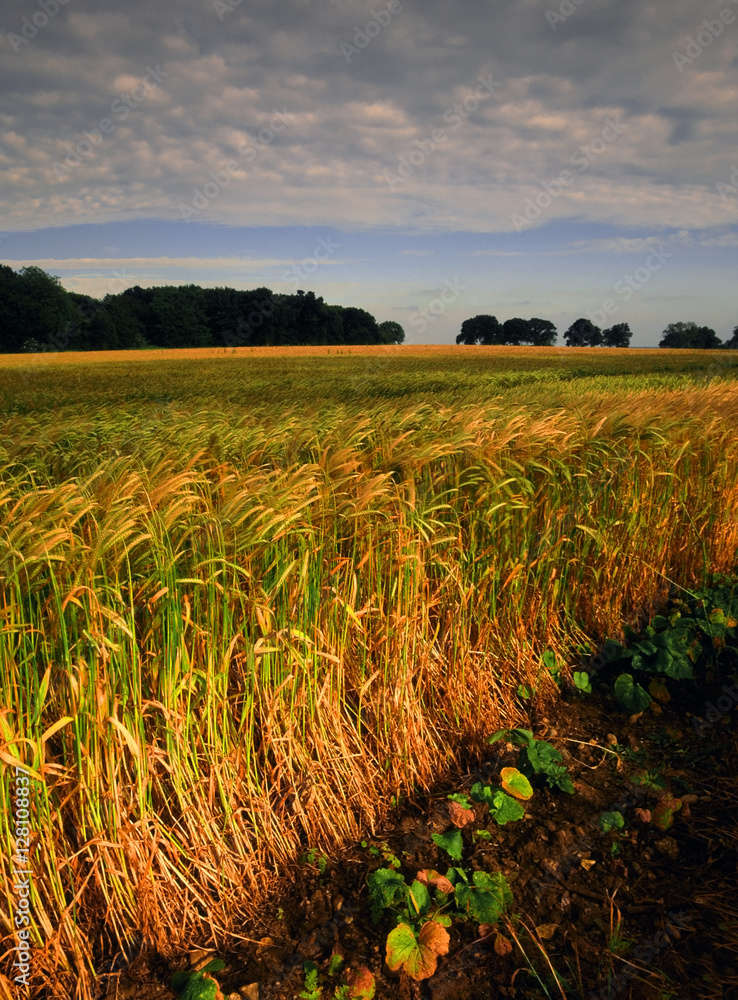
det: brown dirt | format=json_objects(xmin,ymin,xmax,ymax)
[{"xmin": 98, "ymin": 668, "xmax": 738, "ymax": 1000}]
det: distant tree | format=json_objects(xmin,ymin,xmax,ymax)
[
  {"xmin": 691, "ymin": 326, "xmax": 722, "ymax": 349},
  {"xmin": 456, "ymin": 315, "xmax": 503, "ymax": 345},
  {"xmin": 0, "ymin": 265, "xmax": 78, "ymax": 353},
  {"xmin": 149, "ymin": 285, "xmax": 211, "ymax": 348},
  {"xmin": 565, "ymin": 318, "xmax": 602, "ymax": 347},
  {"xmin": 659, "ymin": 322, "xmax": 722, "ymax": 349},
  {"xmin": 341, "ymin": 306, "xmax": 381, "ymax": 345},
  {"xmin": 526, "ymin": 318, "xmax": 557, "ymax": 346},
  {"xmin": 501, "ymin": 317, "xmax": 530, "ymax": 345},
  {"xmin": 724, "ymin": 325, "xmax": 738, "ymax": 349},
  {"xmin": 602, "ymin": 323, "xmax": 632, "ymax": 348},
  {"xmin": 103, "ymin": 294, "xmax": 148, "ymax": 349},
  {"xmin": 378, "ymin": 321, "xmax": 405, "ymax": 344}
]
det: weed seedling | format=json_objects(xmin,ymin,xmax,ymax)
[{"xmin": 170, "ymin": 960, "xmax": 225, "ymax": 1000}]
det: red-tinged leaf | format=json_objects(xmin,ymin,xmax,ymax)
[
  {"xmin": 499, "ymin": 767, "xmax": 534, "ymax": 801},
  {"xmin": 652, "ymin": 800, "xmax": 679, "ymax": 831},
  {"xmin": 478, "ymin": 923, "xmax": 494, "ymax": 938},
  {"xmin": 448, "ymin": 800, "xmax": 475, "ymax": 828},
  {"xmin": 416, "ymin": 869, "xmax": 454, "ymax": 894},
  {"xmin": 386, "ymin": 921, "xmax": 450, "ymax": 982},
  {"xmin": 385, "ymin": 924, "xmax": 417, "ymax": 972},
  {"xmin": 494, "ymin": 932, "xmax": 513, "ymax": 956},
  {"xmin": 635, "ymin": 808, "xmax": 651, "ymax": 823},
  {"xmin": 346, "ymin": 966, "xmax": 376, "ymax": 1000}
]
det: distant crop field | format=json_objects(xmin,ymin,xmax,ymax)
[{"xmin": 1, "ymin": 346, "xmax": 738, "ymax": 998}]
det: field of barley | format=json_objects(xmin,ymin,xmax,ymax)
[{"xmin": 2, "ymin": 345, "xmax": 738, "ymax": 999}]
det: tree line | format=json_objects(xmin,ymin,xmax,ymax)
[
  {"xmin": 1, "ymin": 265, "xmax": 735, "ymax": 352},
  {"xmin": 0, "ymin": 265, "xmax": 405, "ymax": 353},
  {"xmin": 456, "ymin": 315, "xmax": 738, "ymax": 349}
]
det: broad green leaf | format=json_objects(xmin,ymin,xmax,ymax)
[
  {"xmin": 431, "ymin": 828, "xmax": 464, "ymax": 861},
  {"xmin": 470, "ymin": 781, "xmax": 495, "ymax": 807},
  {"xmin": 599, "ymin": 811, "xmax": 625, "ymax": 833},
  {"xmin": 573, "ymin": 671, "xmax": 592, "ymax": 693},
  {"xmin": 499, "ymin": 767, "xmax": 533, "ymax": 801},
  {"xmin": 408, "ymin": 879, "xmax": 430, "ymax": 917},
  {"xmin": 489, "ymin": 789, "xmax": 525, "ymax": 825},
  {"xmin": 614, "ymin": 673, "xmax": 652, "ymax": 714},
  {"xmin": 367, "ymin": 868, "xmax": 407, "ymax": 923},
  {"xmin": 455, "ymin": 871, "xmax": 512, "ymax": 925}
]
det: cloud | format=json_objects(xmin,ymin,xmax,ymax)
[{"xmin": 0, "ymin": 0, "xmax": 736, "ymax": 233}]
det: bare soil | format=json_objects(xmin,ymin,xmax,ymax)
[{"xmin": 101, "ymin": 664, "xmax": 738, "ymax": 1000}]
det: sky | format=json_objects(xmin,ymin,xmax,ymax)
[{"xmin": 1, "ymin": 0, "xmax": 737, "ymax": 346}]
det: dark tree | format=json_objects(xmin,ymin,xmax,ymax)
[
  {"xmin": 602, "ymin": 323, "xmax": 632, "ymax": 348},
  {"xmin": 149, "ymin": 285, "xmax": 212, "ymax": 348},
  {"xmin": 341, "ymin": 306, "xmax": 381, "ymax": 345},
  {"xmin": 659, "ymin": 322, "xmax": 722, "ymax": 349},
  {"xmin": 564, "ymin": 318, "xmax": 602, "ymax": 347},
  {"xmin": 724, "ymin": 325, "xmax": 738, "ymax": 349},
  {"xmin": 378, "ymin": 321, "xmax": 405, "ymax": 344},
  {"xmin": 526, "ymin": 318, "xmax": 557, "ymax": 346},
  {"xmin": 0, "ymin": 265, "xmax": 78, "ymax": 353},
  {"xmin": 501, "ymin": 317, "xmax": 530, "ymax": 345},
  {"xmin": 456, "ymin": 315, "xmax": 503, "ymax": 345}
]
